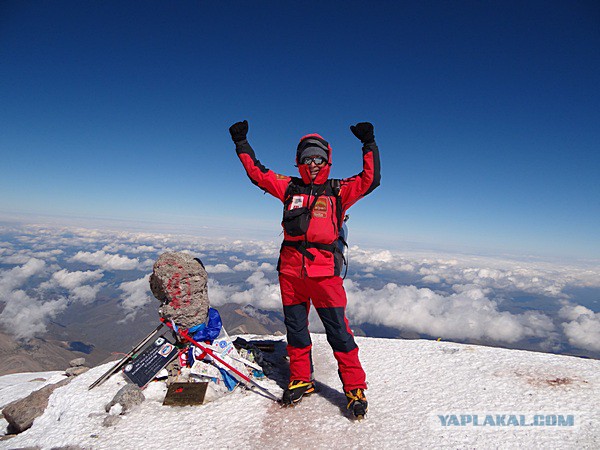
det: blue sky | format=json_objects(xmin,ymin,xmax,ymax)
[{"xmin": 1, "ymin": 0, "xmax": 599, "ymax": 259}]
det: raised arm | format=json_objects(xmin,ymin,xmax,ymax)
[
  {"xmin": 229, "ymin": 120, "xmax": 290, "ymax": 202},
  {"xmin": 339, "ymin": 122, "xmax": 381, "ymax": 210}
]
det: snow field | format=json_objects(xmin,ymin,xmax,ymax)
[{"xmin": 1, "ymin": 334, "xmax": 598, "ymax": 449}]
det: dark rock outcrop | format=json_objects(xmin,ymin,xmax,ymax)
[{"xmin": 2, "ymin": 378, "xmax": 71, "ymax": 434}]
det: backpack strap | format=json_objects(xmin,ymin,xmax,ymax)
[
  {"xmin": 283, "ymin": 177, "xmax": 302, "ymax": 207},
  {"xmin": 330, "ymin": 179, "xmax": 350, "ymax": 279},
  {"xmin": 330, "ymin": 178, "xmax": 341, "ymax": 194},
  {"xmin": 330, "ymin": 179, "xmax": 344, "ymax": 234}
]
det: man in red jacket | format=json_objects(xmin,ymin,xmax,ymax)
[{"xmin": 229, "ymin": 120, "xmax": 380, "ymax": 418}]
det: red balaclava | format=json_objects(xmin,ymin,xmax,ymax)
[{"xmin": 295, "ymin": 133, "xmax": 332, "ymax": 185}]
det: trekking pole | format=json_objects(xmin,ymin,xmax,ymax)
[{"xmin": 160, "ymin": 318, "xmax": 279, "ymax": 402}]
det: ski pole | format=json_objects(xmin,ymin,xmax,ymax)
[{"xmin": 160, "ymin": 318, "xmax": 279, "ymax": 402}]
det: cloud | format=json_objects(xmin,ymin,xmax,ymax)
[
  {"xmin": 2, "ymin": 253, "xmax": 36, "ymax": 264},
  {"xmin": 140, "ymin": 258, "xmax": 155, "ymax": 270},
  {"xmin": 344, "ymin": 280, "xmax": 557, "ymax": 343},
  {"xmin": 0, "ymin": 259, "xmax": 67, "ymax": 340},
  {"xmin": 38, "ymin": 268, "xmax": 105, "ymax": 304},
  {"xmin": 350, "ymin": 246, "xmax": 600, "ymax": 297},
  {"xmin": 205, "ymin": 264, "xmax": 234, "ymax": 273},
  {"xmin": 69, "ymin": 284, "xmax": 103, "ymax": 303},
  {"xmin": 0, "ymin": 290, "xmax": 68, "ymax": 341},
  {"xmin": 102, "ymin": 243, "xmax": 158, "ymax": 254},
  {"xmin": 208, "ymin": 271, "xmax": 282, "ymax": 310},
  {"xmin": 0, "ymin": 258, "xmax": 46, "ymax": 296},
  {"xmin": 559, "ymin": 303, "xmax": 600, "ymax": 352},
  {"xmin": 353, "ymin": 248, "xmax": 395, "ymax": 265},
  {"xmin": 118, "ymin": 275, "xmax": 153, "ymax": 321},
  {"xmin": 232, "ymin": 260, "xmax": 275, "ymax": 272},
  {"xmin": 49, "ymin": 269, "xmax": 104, "ymax": 289},
  {"xmin": 0, "ymin": 261, "xmax": 106, "ymax": 339},
  {"xmin": 69, "ymin": 250, "xmax": 141, "ymax": 270},
  {"xmin": 230, "ymin": 271, "xmax": 282, "ymax": 310}
]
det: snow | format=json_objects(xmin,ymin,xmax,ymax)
[
  {"xmin": 0, "ymin": 371, "xmax": 66, "ymax": 436},
  {"xmin": 1, "ymin": 334, "xmax": 599, "ymax": 449},
  {"xmin": 0, "ymin": 371, "xmax": 66, "ymax": 408}
]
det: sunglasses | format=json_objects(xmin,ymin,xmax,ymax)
[{"xmin": 301, "ymin": 156, "xmax": 327, "ymax": 165}]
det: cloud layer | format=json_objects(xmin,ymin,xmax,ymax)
[
  {"xmin": 0, "ymin": 222, "xmax": 598, "ymax": 356},
  {"xmin": 345, "ymin": 280, "xmax": 556, "ymax": 343}
]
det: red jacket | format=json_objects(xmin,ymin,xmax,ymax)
[{"xmin": 236, "ymin": 133, "xmax": 380, "ymax": 278}]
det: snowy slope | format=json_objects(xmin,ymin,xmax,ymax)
[{"xmin": 1, "ymin": 334, "xmax": 598, "ymax": 449}]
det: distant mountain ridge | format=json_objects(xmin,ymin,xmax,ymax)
[
  {"xmin": 0, "ymin": 331, "xmax": 95, "ymax": 375},
  {"xmin": 0, "ymin": 302, "xmax": 286, "ymax": 376},
  {"xmin": 218, "ymin": 303, "xmax": 286, "ymax": 336}
]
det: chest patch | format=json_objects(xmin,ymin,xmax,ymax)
[
  {"xmin": 312, "ymin": 198, "xmax": 328, "ymax": 218},
  {"xmin": 290, "ymin": 195, "xmax": 304, "ymax": 210}
]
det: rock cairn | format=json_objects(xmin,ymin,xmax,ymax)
[
  {"xmin": 65, "ymin": 357, "xmax": 89, "ymax": 377},
  {"xmin": 149, "ymin": 252, "xmax": 210, "ymax": 328}
]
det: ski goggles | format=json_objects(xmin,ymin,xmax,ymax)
[{"xmin": 301, "ymin": 156, "xmax": 327, "ymax": 165}]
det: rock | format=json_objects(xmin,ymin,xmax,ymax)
[
  {"xmin": 2, "ymin": 378, "xmax": 71, "ymax": 434},
  {"xmin": 102, "ymin": 414, "xmax": 121, "ymax": 427},
  {"xmin": 150, "ymin": 252, "xmax": 210, "ymax": 328},
  {"xmin": 69, "ymin": 357, "xmax": 86, "ymax": 367},
  {"xmin": 65, "ymin": 366, "xmax": 89, "ymax": 377},
  {"xmin": 104, "ymin": 384, "xmax": 145, "ymax": 414}
]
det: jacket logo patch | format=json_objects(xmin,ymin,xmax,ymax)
[
  {"xmin": 290, "ymin": 195, "xmax": 304, "ymax": 210},
  {"xmin": 312, "ymin": 198, "xmax": 328, "ymax": 218},
  {"xmin": 276, "ymin": 174, "xmax": 288, "ymax": 180}
]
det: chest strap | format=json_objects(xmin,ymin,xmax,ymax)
[{"xmin": 281, "ymin": 240, "xmax": 337, "ymax": 261}]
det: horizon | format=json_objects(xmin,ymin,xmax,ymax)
[{"xmin": 1, "ymin": 211, "xmax": 598, "ymax": 264}]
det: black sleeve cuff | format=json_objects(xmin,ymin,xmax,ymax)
[
  {"xmin": 235, "ymin": 139, "xmax": 255, "ymax": 156},
  {"xmin": 362, "ymin": 141, "xmax": 378, "ymax": 153}
]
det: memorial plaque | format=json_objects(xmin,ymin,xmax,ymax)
[
  {"xmin": 163, "ymin": 382, "xmax": 208, "ymax": 406},
  {"xmin": 122, "ymin": 327, "xmax": 179, "ymax": 388}
]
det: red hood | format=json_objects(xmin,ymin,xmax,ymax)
[{"xmin": 296, "ymin": 133, "xmax": 332, "ymax": 184}]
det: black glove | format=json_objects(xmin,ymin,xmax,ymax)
[
  {"xmin": 350, "ymin": 122, "xmax": 375, "ymax": 144},
  {"xmin": 229, "ymin": 120, "xmax": 248, "ymax": 143}
]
